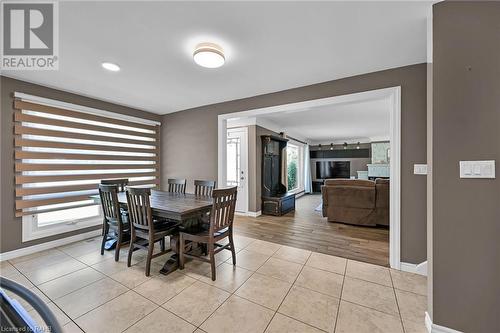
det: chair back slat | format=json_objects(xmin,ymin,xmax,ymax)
[
  {"xmin": 126, "ymin": 187, "xmax": 153, "ymax": 230},
  {"xmin": 209, "ymin": 187, "xmax": 237, "ymax": 234},
  {"xmin": 99, "ymin": 184, "xmax": 121, "ymax": 224},
  {"xmin": 101, "ymin": 178, "xmax": 129, "ymax": 192},
  {"xmin": 167, "ymin": 178, "xmax": 186, "ymax": 194},
  {"xmin": 194, "ymin": 180, "xmax": 216, "ymax": 197}
]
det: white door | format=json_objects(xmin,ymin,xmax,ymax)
[{"xmin": 226, "ymin": 127, "xmax": 248, "ymax": 213}]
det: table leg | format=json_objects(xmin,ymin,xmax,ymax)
[{"xmin": 159, "ymin": 235, "xmax": 179, "ymax": 275}]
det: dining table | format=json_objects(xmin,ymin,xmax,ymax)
[{"xmin": 90, "ymin": 189, "xmax": 213, "ymax": 275}]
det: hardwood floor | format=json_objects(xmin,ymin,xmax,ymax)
[{"xmin": 233, "ymin": 194, "xmax": 389, "ymax": 267}]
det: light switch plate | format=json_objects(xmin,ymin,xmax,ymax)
[
  {"xmin": 459, "ymin": 160, "xmax": 495, "ymax": 179},
  {"xmin": 413, "ymin": 164, "xmax": 428, "ymax": 175}
]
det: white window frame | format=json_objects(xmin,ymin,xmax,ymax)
[
  {"xmin": 287, "ymin": 141, "xmax": 305, "ymax": 194},
  {"xmin": 22, "ymin": 210, "xmax": 102, "ymax": 242}
]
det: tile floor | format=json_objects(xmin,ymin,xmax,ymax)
[{"xmin": 0, "ymin": 235, "xmax": 427, "ymax": 333}]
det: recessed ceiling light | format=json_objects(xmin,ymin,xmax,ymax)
[
  {"xmin": 193, "ymin": 42, "xmax": 225, "ymax": 68},
  {"xmin": 101, "ymin": 62, "xmax": 120, "ymax": 72}
]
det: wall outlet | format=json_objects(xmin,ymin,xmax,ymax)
[
  {"xmin": 413, "ymin": 164, "xmax": 428, "ymax": 175},
  {"xmin": 459, "ymin": 160, "xmax": 495, "ymax": 179}
]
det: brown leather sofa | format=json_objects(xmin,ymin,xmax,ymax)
[{"xmin": 321, "ymin": 179, "xmax": 389, "ymax": 226}]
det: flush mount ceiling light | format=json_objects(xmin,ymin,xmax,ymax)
[
  {"xmin": 193, "ymin": 42, "xmax": 225, "ymax": 68},
  {"xmin": 101, "ymin": 62, "xmax": 120, "ymax": 72}
]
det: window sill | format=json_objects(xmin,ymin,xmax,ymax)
[{"xmin": 22, "ymin": 216, "xmax": 102, "ymax": 242}]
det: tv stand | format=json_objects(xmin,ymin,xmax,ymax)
[{"xmin": 312, "ymin": 180, "xmax": 324, "ymax": 193}]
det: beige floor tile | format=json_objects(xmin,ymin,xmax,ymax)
[
  {"xmin": 230, "ymin": 249, "xmax": 270, "ymax": 271},
  {"xmin": 75, "ymin": 290, "xmax": 157, "ymax": 333},
  {"xmin": 24, "ymin": 259, "xmax": 87, "ymax": 285},
  {"xmin": 124, "ymin": 307, "xmax": 196, "ymax": 333},
  {"xmin": 5, "ymin": 272, "xmax": 35, "ymax": 289},
  {"xmin": 76, "ymin": 251, "xmax": 114, "ymax": 266},
  {"xmin": 164, "ymin": 281, "xmax": 230, "ymax": 326},
  {"xmin": 133, "ymin": 271, "xmax": 196, "ymax": 305},
  {"xmin": 395, "ymin": 289, "xmax": 427, "ymax": 324},
  {"xmin": 265, "ymin": 313, "xmax": 326, "ymax": 333},
  {"xmin": 55, "ymin": 277, "xmax": 128, "ymax": 319},
  {"xmin": 91, "ymin": 257, "xmax": 129, "ymax": 276},
  {"xmin": 28, "ymin": 302, "xmax": 71, "ymax": 330},
  {"xmin": 9, "ymin": 249, "xmax": 61, "ymax": 265},
  {"xmin": 200, "ymin": 295, "xmax": 274, "ymax": 333},
  {"xmin": 402, "ymin": 318, "xmax": 428, "ymax": 333},
  {"xmin": 341, "ymin": 277, "xmax": 399, "ymax": 315},
  {"xmin": 245, "ymin": 240, "xmax": 281, "ymax": 255},
  {"xmin": 390, "ymin": 269, "xmax": 427, "ymax": 296},
  {"xmin": 198, "ymin": 262, "xmax": 253, "ymax": 292},
  {"xmin": 131, "ymin": 258, "xmax": 165, "ymax": 276},
  {"xmin": 109, "ymin": 266, "xmax": 152, "ymax": 288},
  {"xmin": 213, "ymin": 248, "xmax": 235, "ymax": 264},
  {"xmin": 295, "ymin": 266, "xmax": 343, "ymax": 298},
  {"xmin": 12, "ymin": 250, "xmax": 72, "ymax": 273},
  {"xmin": 256, "ymin": 257, "xmax": 303, "ymax": 283},
  {"xmin": 233, "ymin": 235, "xmax": 256, "ymax": 249},
  {"xmin": 62, "ymin": 321, "xmax": 84, "ymax": 333},
  {"xmin": 59, "ymin": 238, "xmax": 101, "ymax": 258},
  {"xmin": 1, "ymin": 261, "xmax": 19, "ymax": 277},
  {"xmin": 306, "ymin": 252, "xmax": 346, "ymax": 275},
  {"xmin": 236, "ymin": 273, "xmax": 292, "ymax": 310},
  {"xmin": 181, "ymin": 260, "xmax": 213, "ymax": 279},
  {"xmin": 346, "ymin": 260, "xmax": 392, "ymax": 287},
  {"xmin": 278, "ymin": 285, "xmax": 338, "ymax": 332},
  {"xmin": 38, "ymin": 267, "xmax": 105, "ymax": 299},
  {"xmin": 272, "ymin": 246, "xmax": 311, "ymax": 265},
  {"xmin": 335, "ymin": 301, "xmax": 404, "ymax": 333},
  {"xmin": 4, "ymin": 287, "xmax": 50, "ymax": 312}
]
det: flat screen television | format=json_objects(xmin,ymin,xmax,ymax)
[{"xmin": 316, "ymin": 161, "xmax": 350, "ymax": 179}]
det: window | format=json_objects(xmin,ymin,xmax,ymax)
[
  {"xmin": 287, "ymin": 142, "xmax": 304, "ymax": 193},
  {"xmin": 15, "ymin": 95, "xmax": 160, "ymax": 241},
  {"xmin": 226, "ymin": 136, "xmax": 241, "ymax": 187}
]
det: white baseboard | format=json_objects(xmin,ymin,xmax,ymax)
[
  {"xmin": 0, "ymin": 229, "xmax": 101, "ymax": 261},
  {"xmin": 400, "ymin": 260, "xmax": 428, "ymax": 276},
  {"xmin": 235, "ymin": 211, "xmax": 262, "ymax": 217},
  {"xmin": 425, "ymin": 312, "xmax": 463, "ymax": 333},
  {"xmin": 247, "ymin": 210, "xmax": 262, "ymax": 217}
]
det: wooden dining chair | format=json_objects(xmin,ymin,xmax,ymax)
[
  {"xmin": 101, "ymin": 178, "xmax": 129, "ymax": 191},
  {"xmin": 194, "ymin": 180, "xmax": 216, "ymax": 197},
  {"xmin": 126, "ymin": 187, "xmax": 178, "ymax": 276},
  {"xmin": 179, "ymin": 187, "xmax": 238, "ymax": 281},
  {"xmin": 167, "ymin": 178, "xmax": 186, "ymax": 194},
  {"xmin": 100, "ymin": 179, "xmax": 129, "ymax": 236},
  {"xmin": 99, "ymin": 184, "xmax": 130, "ymax": 262}
]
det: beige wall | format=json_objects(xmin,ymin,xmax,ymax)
[
  {"xmin": 0, "ymin": 76, "xmax": 161, "ymax": 253},
  {"xmin": 162, "ymin": 63, "xmax": 427, "ymax": 264},
  {"xmin": 432, "ymin": 2, "xmax": 500, "ymax": 332}
]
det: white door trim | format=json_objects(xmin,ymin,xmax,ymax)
[{"xmin": 218, "ymin": 86, "xmax": 402, "ymax": 269}]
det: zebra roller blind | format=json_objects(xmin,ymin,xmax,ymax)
[{"xmin": 14, "ymin": 96, "xmax": 160, "ymax": 217}]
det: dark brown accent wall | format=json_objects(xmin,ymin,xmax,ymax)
[
  {"xmin": 432, "ymin": 2, "xmax": 500, "ymax": 332},
  {"xmin": 0, "ymin": 76, "xmax": 161, "ymax": 253},
  {"xmin": 161, "ymin": 63, "xmax": 427, "ymax": 264}
]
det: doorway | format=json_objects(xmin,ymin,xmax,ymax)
[{"xmin": 218, "ymin": 87, "xmax": 401, "ymax": 269}]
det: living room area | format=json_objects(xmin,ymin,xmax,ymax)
[{"xmin": 222, "ymin": 88, "xmax": 395, "ymax": 267}]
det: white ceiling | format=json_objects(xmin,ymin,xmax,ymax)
[
  {"xmin": 2, "ymin": 1, "xmax": 431, "ymax": 114},
  {"xmin": 255, "ymin": 97, "xmax": 391, "ymax": 144}
]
